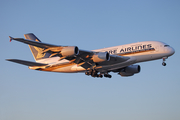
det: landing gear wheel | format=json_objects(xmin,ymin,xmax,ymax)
[
  {"xmin": 98, "ymin": 74, "xmax": 103, "ymax": 78},
  {"xmin": 104, "ymin": 74, "xmax": 112, "ymax": 78},
  {"xmin": 162, "ymin": 62, "xmax": 166, "ymax": 66},
  {"xmin": 91, "ymin": 70, "xmax": 98, "ymax": 77},
  {"xmin": 85, "ymin": 71, "xmax": 90, "ymax": 75},
  {"xmin": 108, "ymin": 75, "xmax": 112, "ymax": 78},
  {"xmin": 162, "ymin": 57, "xmax": 168, "ymax": 66}
]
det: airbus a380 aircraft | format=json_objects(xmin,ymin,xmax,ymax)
[{"xmin": 7, "ymin": 33, "xmax": 175, "ymax": 78}]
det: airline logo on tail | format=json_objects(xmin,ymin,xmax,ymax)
[
  {"xmin": 25, "ymin": 34, "xmax": 51, "ymax": 61},
  {"xmin": 33, "ymin": 46, "xmax": 46, "ymax": 59}
]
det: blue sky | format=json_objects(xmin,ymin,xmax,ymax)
[{"xmin": 0, "ymin": 0, "xmax": 180, "ymax": 120}]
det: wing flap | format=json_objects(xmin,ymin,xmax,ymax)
[{"xmin": 6, "ymin": 59, "xmax": 48, "ymax": 66}]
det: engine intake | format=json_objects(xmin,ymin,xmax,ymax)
[
  {"xmin": 92, "ymin": 52, "xmax": 110, "ymax": 63},
  {"xmin": 61, "ymin": 46, "xmax": 79, "ymax": 57}
]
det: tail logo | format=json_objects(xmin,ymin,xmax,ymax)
[
  {"xmin": 33, "ymin": 46, "xmax": 46, "ymax": 59},
  {"xmin": 33, "ymin": 39, "xmax": 45, "ymax": 59}
]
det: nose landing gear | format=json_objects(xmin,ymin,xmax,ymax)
[
  {"xmin": 162, "ymin": 57, "xmax": 168, "ymax": 66},
  {"xmin": 162, "ymin": 62, "xmax": 166, "ymax": 66}
]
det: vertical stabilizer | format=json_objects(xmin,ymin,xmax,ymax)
[{"xmin": 24, "ymin": 33, "xmax": 51, "ymax": 61}]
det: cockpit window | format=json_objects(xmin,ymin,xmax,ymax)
[{"xmin": 164, "ymin": 45, "xmax": 170, "ymax": 47}]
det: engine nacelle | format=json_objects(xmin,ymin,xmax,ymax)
[
  {"xmin": 119, "ymin": 65, "xmax": 141, "ymax": 77},
  {"xmin": 92, "ymin": 52, "xmax": 110, "ymax": 63},
  {"xmin": 61, "ymin": 46, "xmax": 79, "ymax": 57}
]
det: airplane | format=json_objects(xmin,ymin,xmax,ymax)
[{"xmin": 6, "ymin": 33, "xmax": 175, "ymax": 78}]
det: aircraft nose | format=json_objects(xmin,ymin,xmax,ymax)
[{"xmin": 169, "ymin": 47, "xmax": 175, "ymax": 56}]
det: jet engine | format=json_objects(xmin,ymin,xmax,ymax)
[
  {"xmin": 118, "ymin": 65, "xmax": 141, "ymax": 77},
  {"xmin": 92, "ymin": 52, "xmax": 110, "ymax": 63},
  {"xmin": 61, "ymin": 46, "xmax": 79, "ymax": 57}
]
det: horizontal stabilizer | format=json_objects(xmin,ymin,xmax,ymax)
[{"xmin": 6, "ymin": 59, "xmax": 48, "ymax": 66}]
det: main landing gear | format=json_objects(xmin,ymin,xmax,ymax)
[
  {"xmin": 162, "ymin": 57, "xmax": 168, "ymax": 66},
  {"xmin": 104, "ymin": 73, "xmax": 112, "ymax": 78},
  {"xmin": 85, "ymin": 70, "xmax": 112, "ymax": 78}
]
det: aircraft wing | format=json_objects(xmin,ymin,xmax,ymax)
[
  {"xmin": 6, "ymin": 59, "xmax": 48, "ymax": 66},
  {"xmin": 9, "ymin": 36, "xmax": 59, "ymax": 48}
]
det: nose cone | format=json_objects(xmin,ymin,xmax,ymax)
[{"xmin": 168, "ymin": 47, "xmax": 175, "ymax": 56}]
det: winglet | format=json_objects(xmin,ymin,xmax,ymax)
[{"xmin": 9, "ymin": 36, "xmax": 14, "ymax": 42}]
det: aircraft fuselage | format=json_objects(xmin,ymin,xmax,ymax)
[{"xmin": 29, "ymin": 41, "xmax": 174, "ymax": 73}]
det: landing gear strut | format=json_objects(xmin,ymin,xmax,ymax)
[{"xmin": 162, "ymin": 57, "xmax": 168, "ymax": 66}]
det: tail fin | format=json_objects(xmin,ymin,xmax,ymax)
[{"xmin": 24, "ymin": 33, "xmax": 51, "ymax": 61}]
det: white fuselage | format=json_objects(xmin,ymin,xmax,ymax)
[{"xmin": 29, "ymin": 41, "xmax": 175, "ymax": 73}]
